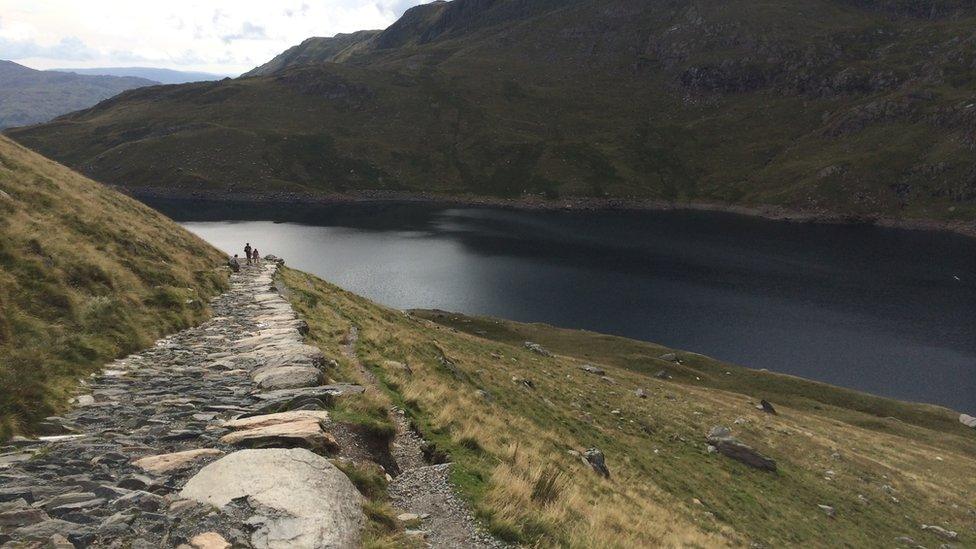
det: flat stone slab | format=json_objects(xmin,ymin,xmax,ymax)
[
  {"xmin": 132, "ymin": 448, "xmax": 224, "ymax": 474},
  {"xmin": 252, "ymin": 384, "xmax": 365, "ymax": 402},
  {"xmin": 254, "ymin": 366, "xmax": 323, "ymax": 390},
  {"xmin": 223, "ymin": 411, "xmax": 331, "ymax": 431},
  {"xmin": 220, "ymin": 419, "xmax": 338, "ymax": 452},
  {"xmin": 180, "ymin": 449, "xmax": 363, "ymax": 549}
]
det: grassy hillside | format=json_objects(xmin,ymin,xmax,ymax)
[
  {"xmin": 281, "ymin": 267, "xmax": 976, "ymax": 548},
  {"xmin": 0, "ymin": 60, "xmax": 156, "ymax": 129},
  {"xmin": 0, "ymin": 135, "xmax": 227, "ymax": 439},
  {"xmin": 8, "ymin": 0, "xmax": 976, "ymax": 226}
]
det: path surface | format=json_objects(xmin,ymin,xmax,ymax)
[
  {"xmin": 0, "ymin": 261, "xmax": 363, "ymax": 548},
  {"xmin": 341, "ymin": 328, "xmax": 507, "ymax": 549}
]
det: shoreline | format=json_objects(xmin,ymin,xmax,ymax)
[{"xmin": 121, "ymin": 186, "xmax": 976, "ymax": 240}]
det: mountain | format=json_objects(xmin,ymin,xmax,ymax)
[
  {"xmin": 0, "ymin": 135, "xmax": 226, "ymax": 438},
  {"xmin": 7, "ymin": 0, "xmax": 976, "ymax": 226},
  {"xmin": 52, "ymin": 66, "xmax": 232, "ymax": 85},
  {"xmin": 0, "ymin": 60, "xmax": 157, "ymax": 129}
]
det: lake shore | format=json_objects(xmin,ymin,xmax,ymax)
[{"xmin": 123, "ymin": 186, "xmax": 976, "ymax": 240}]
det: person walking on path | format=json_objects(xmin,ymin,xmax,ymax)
[
  {"xmin": 244, "ymin": 243, "xmax": 252, "ymax": 265},
  {"xmin": 252, "ymin": 248, "xmax": 260, "ymax": 265},
  {"xmin": 228, "ymin": 254, "xmax": 241, "ymax": 272}
]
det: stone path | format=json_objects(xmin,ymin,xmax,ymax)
[
  {"xmin": 341, "ymin": 329, "xmax": 507, "ymax": 549},
  {"xmin": 0, "ymin": 261, "xmax": 364, "ymax": 548}
]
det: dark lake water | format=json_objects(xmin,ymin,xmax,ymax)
[{"xmin": 148, "ymin": 199, "xmax": 976, "ymax": 413}]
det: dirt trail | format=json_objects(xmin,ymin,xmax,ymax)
[{"xmin": 341, "ymin": 326, "xmax": 508, "ymax": 548}]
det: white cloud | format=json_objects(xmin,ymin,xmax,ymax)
[{"xmin": 0, "ymin": 0, "xmax": 435, "ymax": 75}]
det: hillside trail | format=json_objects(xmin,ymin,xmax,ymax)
[
  {"xmin": 342, "ymin": 326, "xmax": 508, "ymax": 549},
  {"xmin": 0, "ymin": 260, "xmax": 367, "ymax": 548}
]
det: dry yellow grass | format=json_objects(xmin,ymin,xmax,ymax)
[
  {"xmin": 281, "ymin": 268, "xmax": 976, "ymax": 547},
  {"xmin": 0, "ymin": 135, "xmax": 227, "ymax": 438}
]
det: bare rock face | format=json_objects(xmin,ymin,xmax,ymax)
[
  {"xmin": 706, "ymin": 426, "xmax": 777, "ymax": 472},
  {"xmin": 959, "ymin": 414, "xmax": 976, "ymax": 428},
  {"xmin": 180, "ymin": 449, "xmax": 364, "ymax": 549}
]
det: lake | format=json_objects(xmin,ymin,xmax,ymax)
[{"xmin": 148, "ymin": 199, "xmax": 976, "ymax": 412}]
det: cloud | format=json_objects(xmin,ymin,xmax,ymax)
[
  {"xmin": 220, "ymin": 22, "xmax": 268, "ymax": 43},
  {"xmin": 0, "ymin": 35, "xmax": 98, "ymax": 61}
]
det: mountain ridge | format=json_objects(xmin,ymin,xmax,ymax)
[{"xmin": 7, "ymin": 0, "xmax": 976, "ymax": 225}]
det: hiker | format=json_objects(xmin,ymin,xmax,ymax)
[
  {"xmin": 244, "ymin": 243, "xmax": 252, "ymax": 265},
  {"xmin": 228, "ymin": 254, "xmax": 241, "ymax": 273},
  {"xmin": 252, "ymin": 248, "xmax": 260, "ymax": 265}
]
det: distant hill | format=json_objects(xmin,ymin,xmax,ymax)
[
  {"xmin": 52, "ymin": 66, "xmax": 232, "ymax": 85},
  {"xmin": 0, "ymin": 135, "xmax": 226, "ymax": 437},
  {"xmin": 0, "ymin": 60, "xmax": 157, "ymax": 129},
  {"xmin": 8, "ymin": 0, "xmax": 976, "ymax": 225}
]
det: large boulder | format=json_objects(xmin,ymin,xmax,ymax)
[
  {"xmin": 960, "ymin": 414, "xmax": 976, "ymax": 428},
  {"xmin": 180, "ymin": 449, "xmax": 364, "ymax": 549}
]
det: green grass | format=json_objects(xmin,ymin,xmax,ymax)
[
  {"xmin": 280, "ymin": 267, "xmax": 976, "ymax": 548},
  {"xmin": 0, "ymin": 135, "xmax": 227, "ymax": 439},
  {"xmin": 7, "ymin": 0, "xmax": 976, "ymax": 226}
]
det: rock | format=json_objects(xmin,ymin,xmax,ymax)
[
  {"xmin": 39, "ymin": 492, "xmax": 98, "ymax": 510},
  {"xmin": 397, "ymin": 512, "xmax": 421, "ymax": 522},
  {"xmin": 110, "ymin": 490, "xmax": 164, "ymax": 512},
  {"xmin": 706, "ymin": 426, "xmax": 777, "ymax": 472},
  {"xmin": 818, "ymin": 504, "xmax": 836, "ymax": 518},
  {"xmin": 132, "ymin": 448, "xmax": 224, "ymax": 474},
  {"xmin": 635, "ymin": 388, "xmax": 647, "ymax": 398},
  {"xmin": 11, "ymin": 519, "xmax": 89, "ymax": 541},
  {"xmin": 659, "ymin": 352, "xmax": 681, "ymax": 363},
  {"xmin": 73, "ymin": 394, "xmax": 95, "ymax": 406},
  {"xmin": 960, "ymin": 414, "xmax": 976, "ymax": 428},
  {"xmin": 523, "ymin": 342, "xmax": 553, "ymax": 357},
  {"xmin": 180, "ymin": 449, "xmax": 364, "ymax": 549},
  {"xmin": 584, "ymin": 448, "xmax": 610, "ymax": 478},
  {"xmin": 47, "ymin": 534, "xmax": 74, "ymax": 549},
  {"xmin": 117, "ymin": 474, "xmax": 154, "ymax": 491},
  {"xmin": 0, "ymin": 507, "xmax": 48, "ymax": 527},
  {"xmin": 654, "ymin": 370, "xmax": 672, "ymax": 380},
  {"xmin": 579, "ymin": 364, "xmax": 606, "ymax": 376},
  {"xmin": 98, "ymin": 511, "xmax": 136, "ymax": 536},
  {"xmin": 251, "ymin": 384, "xmax": 365, "ymax": 402},
  {"xmin": 254, "ymin": 366, "xmax": 323, "ymax": 390},
  {"xmin": 920, "ymin": 524, "xmax": 958, "ymax": 540},
  {"xmin": 220, "ymin": 419, "xmax": 339, "ymax": 453},
  {"xmin": 222, "ymin": 411, "xmax": 330, "ymax": 431},
  {"xmin": 190, "ymin": 532, "xmax": 231, "ymax": 549},
  {"xmin": 758, "ymin": 399, "xmax": 778, "ymax": 415}
]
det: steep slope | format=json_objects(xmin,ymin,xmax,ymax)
[
  {"xmin": 0, "ymin": 61, "xmax": 157, "ymax": 129},
  {"xmin": 0, "ymin": 135, "xmax": 227, "ymax": 438},
  {"xmin": 8, "ymin": 0, "xmax": 976, "ymax": 225},
  {"xmin": 281, "ymin": 268, "xmax": 976, "ymax": 547}
]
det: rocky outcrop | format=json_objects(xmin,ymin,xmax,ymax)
[{"xmin": 181, "ymin": 448, "xmax": 364, "ymax": 549}]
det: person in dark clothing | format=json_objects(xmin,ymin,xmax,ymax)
[
  {"xmin": 244, "ymin": 243, "xmax": 252, "ymax": 265},
  {"xmin": 228, "ymin": 254, "xmax": 241, "ymax": 272},
  {"xmin": 252, "ymin": 248, "xmax": 260, "ymax": 265}
]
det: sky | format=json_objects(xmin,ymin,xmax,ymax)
[{"xmin": 0, "ymin": 0, "xmax": 432, "ymax": 75}]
